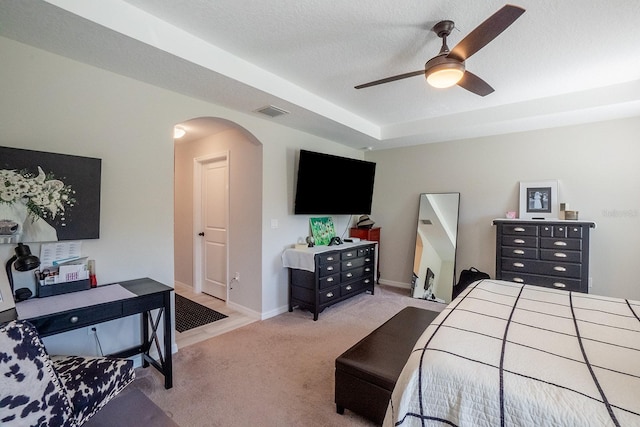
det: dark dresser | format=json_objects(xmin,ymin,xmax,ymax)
[
  {"xmin": 283, "ymin": 242, "xmax": 376, "ymax": 320},
  {"xmin": 493, "ymin": 219, "xmax": 596, "ymax": 293}
]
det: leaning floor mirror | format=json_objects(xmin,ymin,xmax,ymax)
[{"xmin": 411, "ymin": 193, "xmax": 460, "ymax": 303}]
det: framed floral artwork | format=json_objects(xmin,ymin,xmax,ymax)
[
  {"xmin": 519, "ymin": 180, "xmax": 558, "ymax": 219},
  {"xmin": 309, "ymin": 217, "xmax": 336, "ymax": 246},
  {"xmin": 0, "ymin": 146, "xmax": 101, "ymax": 244}
]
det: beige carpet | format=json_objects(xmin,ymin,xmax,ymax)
[{"xmin": 132, "ymin": 285, "xmax": 445, "ymax": 426}]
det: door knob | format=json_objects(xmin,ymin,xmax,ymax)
[{"xmin": 198, "ymin": 232, "xmax": 205, "ymax": 236}]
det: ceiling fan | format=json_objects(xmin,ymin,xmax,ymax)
[{"xmin": 355, "ymin": 4, "xmax": 525, "ymax": 96}]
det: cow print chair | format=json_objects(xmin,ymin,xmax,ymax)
[{"xmin": 1, "ymin": 320, "xmax": 135, "ymax": 426}]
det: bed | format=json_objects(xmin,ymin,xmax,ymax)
[{"xmin": 384, "ymin": 279, "xmax": 640, "ymax": 426}]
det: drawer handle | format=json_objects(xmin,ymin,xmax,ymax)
[
  {"xmin": 327, "ymin": 266, "xmax": 334, "ymax": 271},
  {"xmin": 512, "ymin": 277, "xmax": 524, "ymax": 283},
  {"xmin": 327, "ymin": 277, "xmax": 334, "ymax": 282},
  {"xmin": 365, "ymin": 267, "xmax": 371, "ymax": 272},
  {"xmin": 554, "ymin": 241, "xmax": 567, "ymax": 247},
  {"xmin": 326, "ymin": 292, "xmax": 334, "ymax": 298},
  {"xmin": 365, "ymin": 258, "xmax": 371, "ymax": 262},
  {"xmin": 553, "ymin": 282, "xmax": 567, "ymax": 288},
  {"xmin": 346, "ymin": 273, "xmax": 353, "ymax": 278},
  {"xmin": 346, "ymin": 253, "xmax": 353, "ymax": 257},
  {"xmin": 513, "ymin": 262, "xmax": 525, "ymax": 268},
  {"xmin": 554, "ymin": 253, "xmax": 567, "ymax": 258},
  {"xmin": 70, "ymin": 316, "xmax": 79, "ymax": 324},
  {"xmin": 513, "ymin": 249, "xmax": 525, "ymax": 255},
  {"xmin": 514, "ymin": 227, "xmax": 526, "ymax": 232},
  {"xmin": 327, "ymin": 256, "xmax": 334, "ymax": 261},
  {"xmin": 346, "ymin": 285, "xmax": 352, "ymax": 291},
  {"xmin": 554, "ymin": 266, "xmax": 567, "ymax": 272},
  {"xmin": 514, "ymin": 239, "xmax": 525, "ymax": 244},
  {"xmin": 364, "ymin": 279, "xmax": 370, "ymax": 284},
  {"xmin": 346, "ymin": 262, "xmax": 353, "ymax": 267}
]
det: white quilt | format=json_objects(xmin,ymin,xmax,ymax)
[{"xmin": 384, "ymin": 279, "xmax": 640, "ymax": 426}]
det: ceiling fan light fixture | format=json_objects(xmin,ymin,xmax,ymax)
[{"xmin": 425, "ymin": 61, "xmax": 465, "ymax": 89}]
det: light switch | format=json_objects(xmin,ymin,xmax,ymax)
[{"xmin": 271, "ymin": 219, "xmax": 279, "ymax": 229}]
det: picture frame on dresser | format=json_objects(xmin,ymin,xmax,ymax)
[{"xmin": 519, "ymin": 180, "xmax": 558, "ymax": 219}]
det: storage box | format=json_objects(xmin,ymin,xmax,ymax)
[{"xmin": 37, "ymin": 279, "xmax": 91, "ymax": 298}]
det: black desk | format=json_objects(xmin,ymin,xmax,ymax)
[{"xmin": 14, "ymin": 278, "xmax": 173, "ymax": 389}]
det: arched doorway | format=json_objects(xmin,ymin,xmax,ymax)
[{"xmin": 173, "ymin": 117, "xmax": 263, "ymax": 338}]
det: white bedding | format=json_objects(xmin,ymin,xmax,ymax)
[{"xmin": 384, "ymin": 279, "xmax": 640, "ymax": 426}]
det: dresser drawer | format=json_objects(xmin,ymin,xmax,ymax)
[
  {"xmin": 319, "ymin": 286, "xmax": 340, "ymax": 304},
  {"xmin": 502, "ymin": 224, "xmax": 538, "ymax": 236},
  {"xmin": 501, "ymin": 235, "xmax": 538, "ymax": 247},
  {"xmin": 540, "ymin": 238, "xmax": 582, "ymax": 251},
  {"xmin": 318, "ymin": 262, "xmax": 340, "ymax": 277},
  {"xmin": 341, "ymin": 275, "xmax": 374, "ymax": 297},
  {"xmin": 319, "ymin": 273, "xmax": 340, "ymax": 289},
  {"xmin": 540, "ymin": 249, "xmax": 582, "ymax": 263},
  {"xmin": 317, "ymin": 252, "xmax": 340, "ymax": 264},
  {"xmin": 501, "ymin": 258, "xmax": 582, "ymax": 278},
  {"xmin": 358, "ymin": 246, "xmax": 374, "ymax": 257},
  {"xmin": 340, "ymin": 250, "xmax": 359, "ymax": 260},
  {"xmin": 501, "ymin": 247, "xmax": 538, "ymax": 259},
  {"xmin": 342, "ymin": 257, "xmax": 365, "ymax": 271},
  {"xmin": 340, "ymin": 281, "xmax": 363, "ymax": 297},
  {"xmin": 500, "ymin": 272, "xmax": 583, "ymax": 292},
  {"xmin": 341, "ymin": 267, "xmax": 365, "ymax": 282}
]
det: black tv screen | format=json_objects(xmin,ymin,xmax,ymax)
[{"xmin": 294, "ymin": 150, "xmax": 376, "ymax": 215}]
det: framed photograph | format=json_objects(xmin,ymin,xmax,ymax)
[
  {"xmin": 0, "ymin": 146, "xmax": 102, "ymax": 244},
  {"xmin": 519, "ymin": 180, "xmax": 559, "ymax": 219},
  {"xmin": 0, "ymin": 277, "xmax": 16, "ymax": 313},
  {"xmin": 309, "ymin": 217, "xmax": 336, "ymax": 246}
]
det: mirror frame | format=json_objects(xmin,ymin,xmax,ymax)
[{"xmin": 411, "ymin": 192, "xmax": 460, "ymax": 303}]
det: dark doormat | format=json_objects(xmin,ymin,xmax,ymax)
[{"xmin": 175, "ymin": 294, "xmax": 228, "ymax": 333}]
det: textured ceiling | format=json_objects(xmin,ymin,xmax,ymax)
[{"xmin": 1, "ymin": 0, "xmax": 640, "ymax": 150}]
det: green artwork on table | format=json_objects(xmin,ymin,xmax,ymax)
[{"xmin": 309, "ymin": 217, "xmax": 335, "ymax": 246}]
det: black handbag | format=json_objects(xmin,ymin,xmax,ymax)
[{"xmin": 453, "ymin": 267, "xmax": 490, "ymax": 298}]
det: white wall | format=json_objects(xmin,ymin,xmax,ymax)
[
  {"xmin": 0, "ymin": 36, "xmax": 364, "ymax": 352},
  {"xmin": 367, "ymin": 116, "xmax": 640, "ymax": 300}
]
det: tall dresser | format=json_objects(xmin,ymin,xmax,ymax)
[
  {"xmin": 282, "ymin": 242, "xmax": 376, "ymax": 320},
  {"xmin": 493, "ymin": 219, "xmax": 596, "ymax": 293}
]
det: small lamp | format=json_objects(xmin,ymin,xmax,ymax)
[{"xmin": 5, "ymin": 243, "xmax": 41, "ymax": 297}]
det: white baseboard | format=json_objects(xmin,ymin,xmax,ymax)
[
  {"xmin": 261, "ymin": 305, "xmax": 291, "ymax": 320},
  {"xmin": 226, "ymin": 300, "xmax": 262, "ymax": 320},
  {"xmin": 378, "ymin": 278, "xmax": 411, "ymax": 289}
]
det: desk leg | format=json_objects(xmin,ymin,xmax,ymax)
[
  {"xmin": 139, "ymin": 293, "xmax": 173, "ymax": 389},
  {"xmin": 163, "ymin": 291, "xmax": 173, "ymax": 389},
  {"xmin": 142, "ymin": 311, "xmax": 150, "ymax": 368}
]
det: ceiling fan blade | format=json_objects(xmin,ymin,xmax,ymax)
[
  {"xmin": 457, "ymin": 71, "xmax": 494, "ymax": 96},
  {"xmin": 448, "ymin": 4, "xmax": 525, "ymax": 62},
  {"xmin": 355, "ymin": 70, "xmax": 424, "ymax": 89}
]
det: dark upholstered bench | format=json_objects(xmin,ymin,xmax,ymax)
[{"xmin": 335, "ymin": 306, "xmax": 440, "ymax": 424}]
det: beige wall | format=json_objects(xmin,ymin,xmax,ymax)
[
  {"xmin": 174, "ymin": 125, "xmax": 263, "ymax": 314},
  {"xmin": 367, "ymin": 116, "xmax": 640, "ymax": 300}
]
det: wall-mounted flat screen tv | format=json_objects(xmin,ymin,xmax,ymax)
[{"xmin": 294, "ymin": 150, "xmax": 376, "ymax": 215}]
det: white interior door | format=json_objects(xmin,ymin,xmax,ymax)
[{"xmin": 199, "ymin": 156, "xmax": 228, "ymax": 300}]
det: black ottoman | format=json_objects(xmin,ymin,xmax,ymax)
[{"xmin": 335, "ymin": 306, "xmax": 440, "ymax": 424}]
